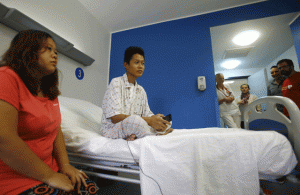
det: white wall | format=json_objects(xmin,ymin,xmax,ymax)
[
  {"xmin": 0, "ymin": 0, "xmax": 111, "ymax": 106},
  {"xmin": 265, "ymin": 45, "xmax": 300, "ymax": 82},
  {"xmin": 247, "ymin": 68, "xmax": 268, "ymax": 98}
]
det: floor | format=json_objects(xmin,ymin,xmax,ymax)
[
  {"xmin": 92, "ymin": 177, "xmax": 141, "ymax": 195},
  {"xmin": 260, "ymin": 175, "xmax": 300, "ymax": 195},
  {"xmin": 91, "ymin": 175, "xmax": 300, "ymax": 195}
]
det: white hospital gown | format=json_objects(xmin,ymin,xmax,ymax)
[{"xmin": 101, "ymin": 73, "xmax": 155, "ymax": 139}]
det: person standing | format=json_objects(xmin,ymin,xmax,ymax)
[
  {"xmin": 216, "ymin": 73, "xmax": 241, "ymax": 128},
  {"xmin": 0, "ymin": 30, "xmax": 99, "ymax": 195},
  {"xmin": 277, "ymin": 59, "xmax": 300, "ymax": 116},
  {"xmin": 267, "ymin": 66, "xmax": 286, "ymax": 113},
  {"xmin": 237, "ymin": 84, "xmax": 260, "ymax": 128}
]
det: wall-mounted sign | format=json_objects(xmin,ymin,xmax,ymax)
[{"xmin": 75, "ymin": 67, "xmax": 84, "ymax": 80}]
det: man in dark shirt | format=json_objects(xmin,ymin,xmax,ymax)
[{"xmin": 267, "ymin": 66, "xmax": 286, "ymax": 113}]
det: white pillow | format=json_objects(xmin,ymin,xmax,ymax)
[{"xmin": 58, "ymin": 96, "xmax": 103, "ymax": 134}]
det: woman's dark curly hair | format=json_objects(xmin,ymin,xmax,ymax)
[{"xmin": 0, "ymin": 30, "xmax": 60, "ymax": 100}]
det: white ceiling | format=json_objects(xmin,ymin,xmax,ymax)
[
  {"xmin": 211, "ymin": 12, "xmax": 300, "ymax": 72},
  {"xmin": 77, "ymin": 0, "xmax": 299, "ymax": 73},
  {"xmin": 77, "ymin": 0, "xmax": 266, "ymax": 33}
]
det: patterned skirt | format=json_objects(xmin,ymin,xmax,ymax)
[{"xmin": 19, "ymin": 179, "xmax": 99, "ymax": 195}]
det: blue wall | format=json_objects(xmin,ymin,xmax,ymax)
[{"xmin": 110, "ymin": 0, "xmax": 300, "ymax": 129}]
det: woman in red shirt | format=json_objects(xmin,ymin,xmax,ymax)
[{"xmin": 0, "ymin": 30, "xmax": 99, "ymax": 194}]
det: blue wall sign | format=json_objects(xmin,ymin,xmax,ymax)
[{"xmin": 75, "ymin": 67, "xmax": 84, "ymax": 80}]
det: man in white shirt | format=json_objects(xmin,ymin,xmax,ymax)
[
  {"xmin": 101, "ymin": 46, "xmax": 172, "ymax": 140},
  {"xmin": 215, "ymin": 73, "xmax": 241, "ymax": 128}
]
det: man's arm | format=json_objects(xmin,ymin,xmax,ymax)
[
  {"xmin": 140, "ymin": 88, "xmax": 170, "ymax": 131},
  {"xmin": 225, "ymin": 85, "xmax": 235, "ymax": 103},
  {"xmin": 102, "ymin": 79, "xmax": 124, "ymax": 123},
  {"xmin": 143, "ymin": 115, "xmax": 170, "ymax": 131},
  {"xmin": 108, "ymin": 81, "xmax": 170, "ymax": 131},
  {"xmin": 225, "ymin": 96, "xmax": 235, "ymax": 103},
  {"xmin": 218, "ymin": 98, "xmax": 225, "ymax": 105},
  {"xmin": 110, "ymin": 114, "xmax": 170, "ymax": 132},
  {"xmin": 110, "ymin": 114, "xmax": 130, "ymax": 124}
]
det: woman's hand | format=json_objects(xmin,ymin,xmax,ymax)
[
  {"xmin": 60, "ymin": 164, "xmax": 88, "ymax": 194},
  {"xmin": 148, "ymin": 115, "xmax": 170, "ymax": 131},
  {"xmin": 44, "ymin": 172, "xmax": 74, "ymax": 192}
]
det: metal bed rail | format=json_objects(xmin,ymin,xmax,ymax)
[
  {"xmin": 69, "ymin": 160, "xmax": 140, "ymax": 174},
  {"xmin": 68, "ymin": 152, "xmax": 141, "ymax": 184},
  {"xmin": 83, "ymin": 170, "xmax": 140, "ymax": 184}
]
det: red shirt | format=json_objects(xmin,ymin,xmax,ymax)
[
  {"xmin": 0, "ymin": 67, "xmax": 60, "ymax": 194},
  {"xmin": 282, "ymin": 72, "xmax": 300, "ymax": 116}
]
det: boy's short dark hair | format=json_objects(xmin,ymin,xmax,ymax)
[
  {"xmin": 277, "ymin": 59, "xmax": 294, "ymax": 67},
  {"xmin": 124, "ymin": 46, "xmax": 145, "ymax": 64}
]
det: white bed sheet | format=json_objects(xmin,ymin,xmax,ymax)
[
  {"xmin": 63, "ymin": 126, "xmax": 297, "ymax": 195},
  {"xmin": 139, "ymin": 128, "xmax": 297, "ymax": 195},
  {"xmin": 59, "ymin": 96, "xmax": 297, "ymax": 195}
]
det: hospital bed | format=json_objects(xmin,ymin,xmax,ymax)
[
  {"xmin": 59, "ymin": 96, "xmax": 298, "ymax": 195},
  {"xmin": 244, "ymin": 96, "xmax": 300, "ymax": 161}
]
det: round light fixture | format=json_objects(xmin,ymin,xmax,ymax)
[
  {"xmin": 221, "ymin": 60, "xmax": 241, "ymax": 69},
  {"xmin": 232, "ymin": 30, "xmax": 260, "ymax": 46}
]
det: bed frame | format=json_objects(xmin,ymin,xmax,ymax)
[
  {"xmin": 68, "ymin": 152, "xmax": 140, "ymax": 184},
  {"xmin": 244, "ymin": 96, "xmax": 300, "ymax": 161},
  {"xmin": 68, "ymin": 96, "xmax": 300, "ymax": 190}
]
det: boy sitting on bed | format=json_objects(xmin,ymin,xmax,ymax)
[{"xmin": 101, "ymin": 46, "xmax": 173, "ymax": 141}]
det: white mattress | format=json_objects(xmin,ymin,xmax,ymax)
[
  {"xmin": 59, "ymin": 96, "xmax": 297, "ymax": 195},
  {"xmin": 65, "ymin": 127, "xmax": 142, "ymax": 162},
  {"xmin": 63, "ymin": 126, "xmax": 297, "ymax": 194},
  {"xmin": 63, "ymin": 126, "xmax": 297, "ymax": 175}
]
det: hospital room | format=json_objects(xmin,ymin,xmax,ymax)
[{"xmin": 0, "ymin": 0, "xmax": 300, "ymax": 194}]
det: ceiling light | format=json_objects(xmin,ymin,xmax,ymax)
[
  {"xmin": 221, "ymin": 60, "xmax": 241, "ymax": 69},
  {"xmin": 232, "ymin": 30, "xmax": 260, "ymax": 46}
]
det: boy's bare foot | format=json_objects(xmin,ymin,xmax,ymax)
[{"xmin": 126, "ymin": 134, "xmax": 137, "ymax": 141}]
